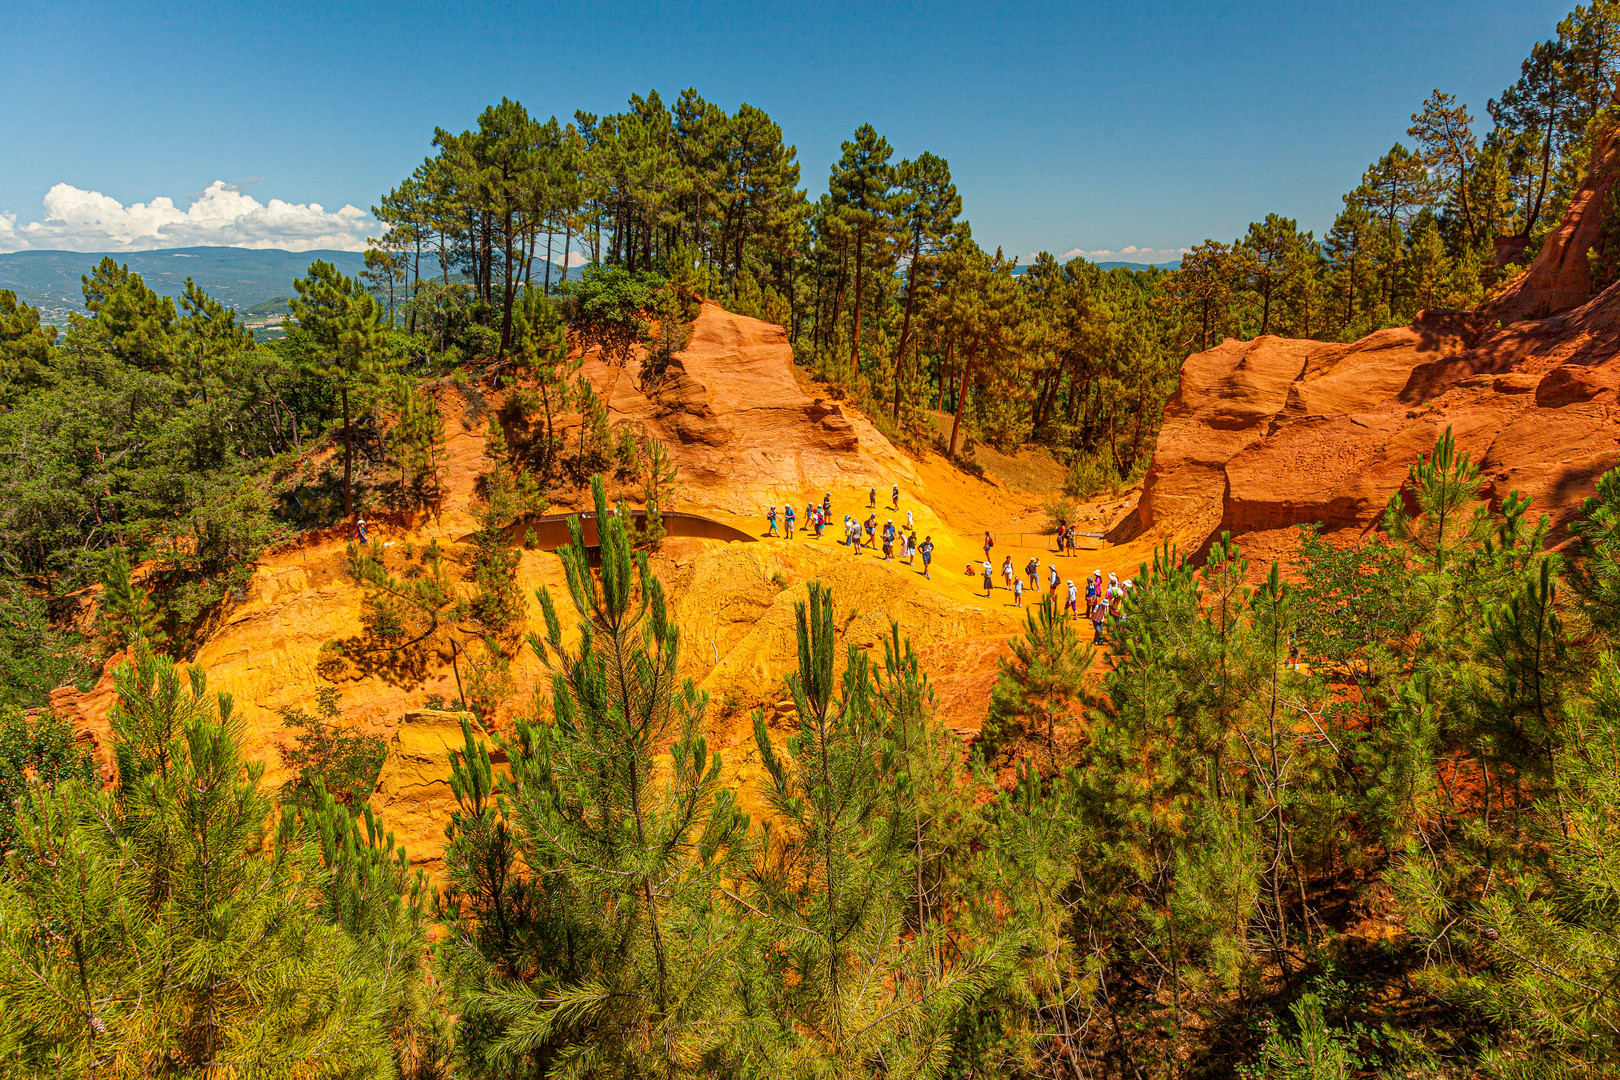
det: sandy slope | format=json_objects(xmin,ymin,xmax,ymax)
[{"xmin": 51, "ymin": 300, "xmax": 1137, "ymax": 871}]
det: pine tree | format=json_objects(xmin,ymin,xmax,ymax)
[
  {"xmin": 981, "ymin": 594, "xmax": 1096, "ymax": 769},
  {"xmin": 443, "ymin": 475, "xmax": 750, "ymax": 1076},
  {"xmin": 291, "ymin": 259, "xmax": 395, "ymax": 518},
  {"xmin": 0, "ymin": 641, "xmax": 415, "ymax": 1074},
  {"xmin": 749, "ymin": 584, "xmax": 999, "ymax": 1075},
  {"xmin": 827, "ymin": 124, "xmax": 899, "ymax": 374},
  {"xmin": 99, "ymin": 548, "xmax": 167, "ymax": 651}
]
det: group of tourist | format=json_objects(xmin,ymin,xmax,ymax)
[
  {"xmin": 766, "ymin": 487, "xmax": 937, "ymax": 578},
  {"xmin": 764, "ymin": 489, "xmax": 1132, "ymax": 644},
  {"xmin": 972, "ymin": 548, "xmax": 1132, "ymax": 641}
]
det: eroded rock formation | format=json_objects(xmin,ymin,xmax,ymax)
[{"xmin": 1131, "ymin": 135, "xmax": 1620, "ymax": 568}]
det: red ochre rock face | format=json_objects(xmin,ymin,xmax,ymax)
[{"xmin": 1130, "ymin": 133, "xmax": 1620, "ymax": 567}]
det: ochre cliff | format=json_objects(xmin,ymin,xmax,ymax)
[
  {"xmin": 1130, "ymin": 133, "xmax": 1620, "ymax": 568},
  {"xmin": 50, "ymin": 300, "xmax": 1094, "ymax": 873}
]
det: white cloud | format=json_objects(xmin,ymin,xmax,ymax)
[
  {"xmin": 547, "ymin": 250, "xmax": 591, "ymax": 268},
  {"xmin": 1036, "ymin": 245, "xmax": 1191, "ymax": 265},
  {"xmin": 0, "ymin": 181, "xmax": 377, "ymax": 253}
]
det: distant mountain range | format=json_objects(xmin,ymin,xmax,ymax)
[
  {"xmin": 1095, "ymin": 260, "xmax": 1180, "ymax": 271},
  {"xmin": 0, "ymin": 246, "xmax": 1181, "ymax": 328},
  {"xmin": 0, "ymin": 247, "xmax": 366, "ymax": 323}
]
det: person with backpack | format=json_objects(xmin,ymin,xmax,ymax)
[
  {"xmin": 1048, "ymin": 564, "xmax": 1060, "ymax": 597},
  {"xmin": 920, "ymin": 536, "xmax": 934, "ymax": 578},
  {"xmin": 1091, "ymin": 592, "xmax": 1109, "ymax": 642}
]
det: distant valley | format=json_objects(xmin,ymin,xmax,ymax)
[{"xmin": 0, "ymin": 246, "xmax": 366, "ymax": 326}]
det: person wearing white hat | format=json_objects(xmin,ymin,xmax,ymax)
[
  {"xmin": 355, "ymin": 517, "xmax": 369, "ymax": 543},
  {"xmin": 1065, "ymin": 579, "xmax": 1078, "ymax": 618},
  {"xmin": 1048, "ymin": 564, "xmax": 1060, "ymax": 597}
]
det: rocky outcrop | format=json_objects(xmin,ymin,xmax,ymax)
[
  {"xmin": 1137, "ymin": 284, "xmax": 1620, "ymax": 567},
  {"xmin": 368, "ymin": 710, "xmax": 502, "ymax": 873},
  {"xmin": 1130, "ymin": 123, "xmax": 1620, "ymax": 567},
  {"xmin": 1486, "ymin": 124, "xmax": 1620, "ymax": 323},
  {"xmin": 585, "ymin": 300, "xmax": 916, "ymax": 515},
  {"xmin": 47, "ymin": 300, "xmax": 1055, "ymax": 872}
]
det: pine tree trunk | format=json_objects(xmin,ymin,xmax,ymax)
[
  {"xmin": 892, "ymin": 244, "xmax": 921, "ymax": 420},
  {"xmin": 342, "ymin": 380, "xmax": 353, "ymax": 518},
  {"xmin": 850, "ymin": 232, "xmax": 864, "ymax": 373},
  {"xmin": 949, "ymin": 354, "xmax": 973, "ymax": 458}
]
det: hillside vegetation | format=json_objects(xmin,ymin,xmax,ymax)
[{"xmin": 8, "ymin": 4, "xmax": 1620, "ymax": 1078}]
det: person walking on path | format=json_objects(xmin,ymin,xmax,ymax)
[
  {"xmin": 906, "ymin": 508, "xmax": 913, "ymax": 531},
  {"xmin": 1055, "ymin": 522, "xmax": 1066, "ymax": 552},
  {"xmin": 869, "ymin": 487, "xmax": 877, "ymax": 508},
  {"xmin": 1067, "ymin": 528, "xmax": 1077, "ymax": 555},
  {"xmin": 1091, "ymin": 593, "xmax": 1109, "ymax": 642},
  {"xmin": 883, "ymin": 520, "xmax": 895, "ymax": 560},
  {"xmin": 767, "ymin": 506, "xmax": 778, "ymax": 536},
  {"xmin": 1065, "ymin": 579, "xmax": 1079, "ymax": 618},
  {"xmin": 982, "ymin": 560, "xmax": 994, "ymax": 598},
  {"xmin": 983, "ymin": 530, "xmax": 994, "ymax": 564},
  {"xmin": 823, "ymin": 493, "xmax": 832, "ymax": 518},
  {"xmin": 892, "ymin": 484, "xmax": 901, "ymax": 509},
  {"xmin": 1026, "ymin": 557, "xmax": 1040, "ymax": 591},
  {"xmin": 1048, "ymin": 564, "xmax": 1060, "ymax": 599},
  {"xmin": 920, "ymin": 535, "xmax": 934, "ymax": 578},
  {"xmin": 865, "ymin": 514, "xmax": 877, "ymax": 549},
  {"xmin": 784, "ymin": 504, "xmax": 795, "ymax": 539},
  {"xmin": 1013, "ymin": 577, "xmax": 1024, "ymax": 607},
  {"xmin": 1002, "ymin": 555, "xmax": 1014, "ymax": 591},
  {"xmin": 906, "ymin": 532, "xmax": 917, "ymax": 564},
  {"xmin": 1085, "ymin": 571, "xmax": 1099, "ymax": 616}
]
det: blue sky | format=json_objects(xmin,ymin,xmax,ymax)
[{"xmin": 0, "ymin": 0, "xmax": 1572, "ymax": 260}]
